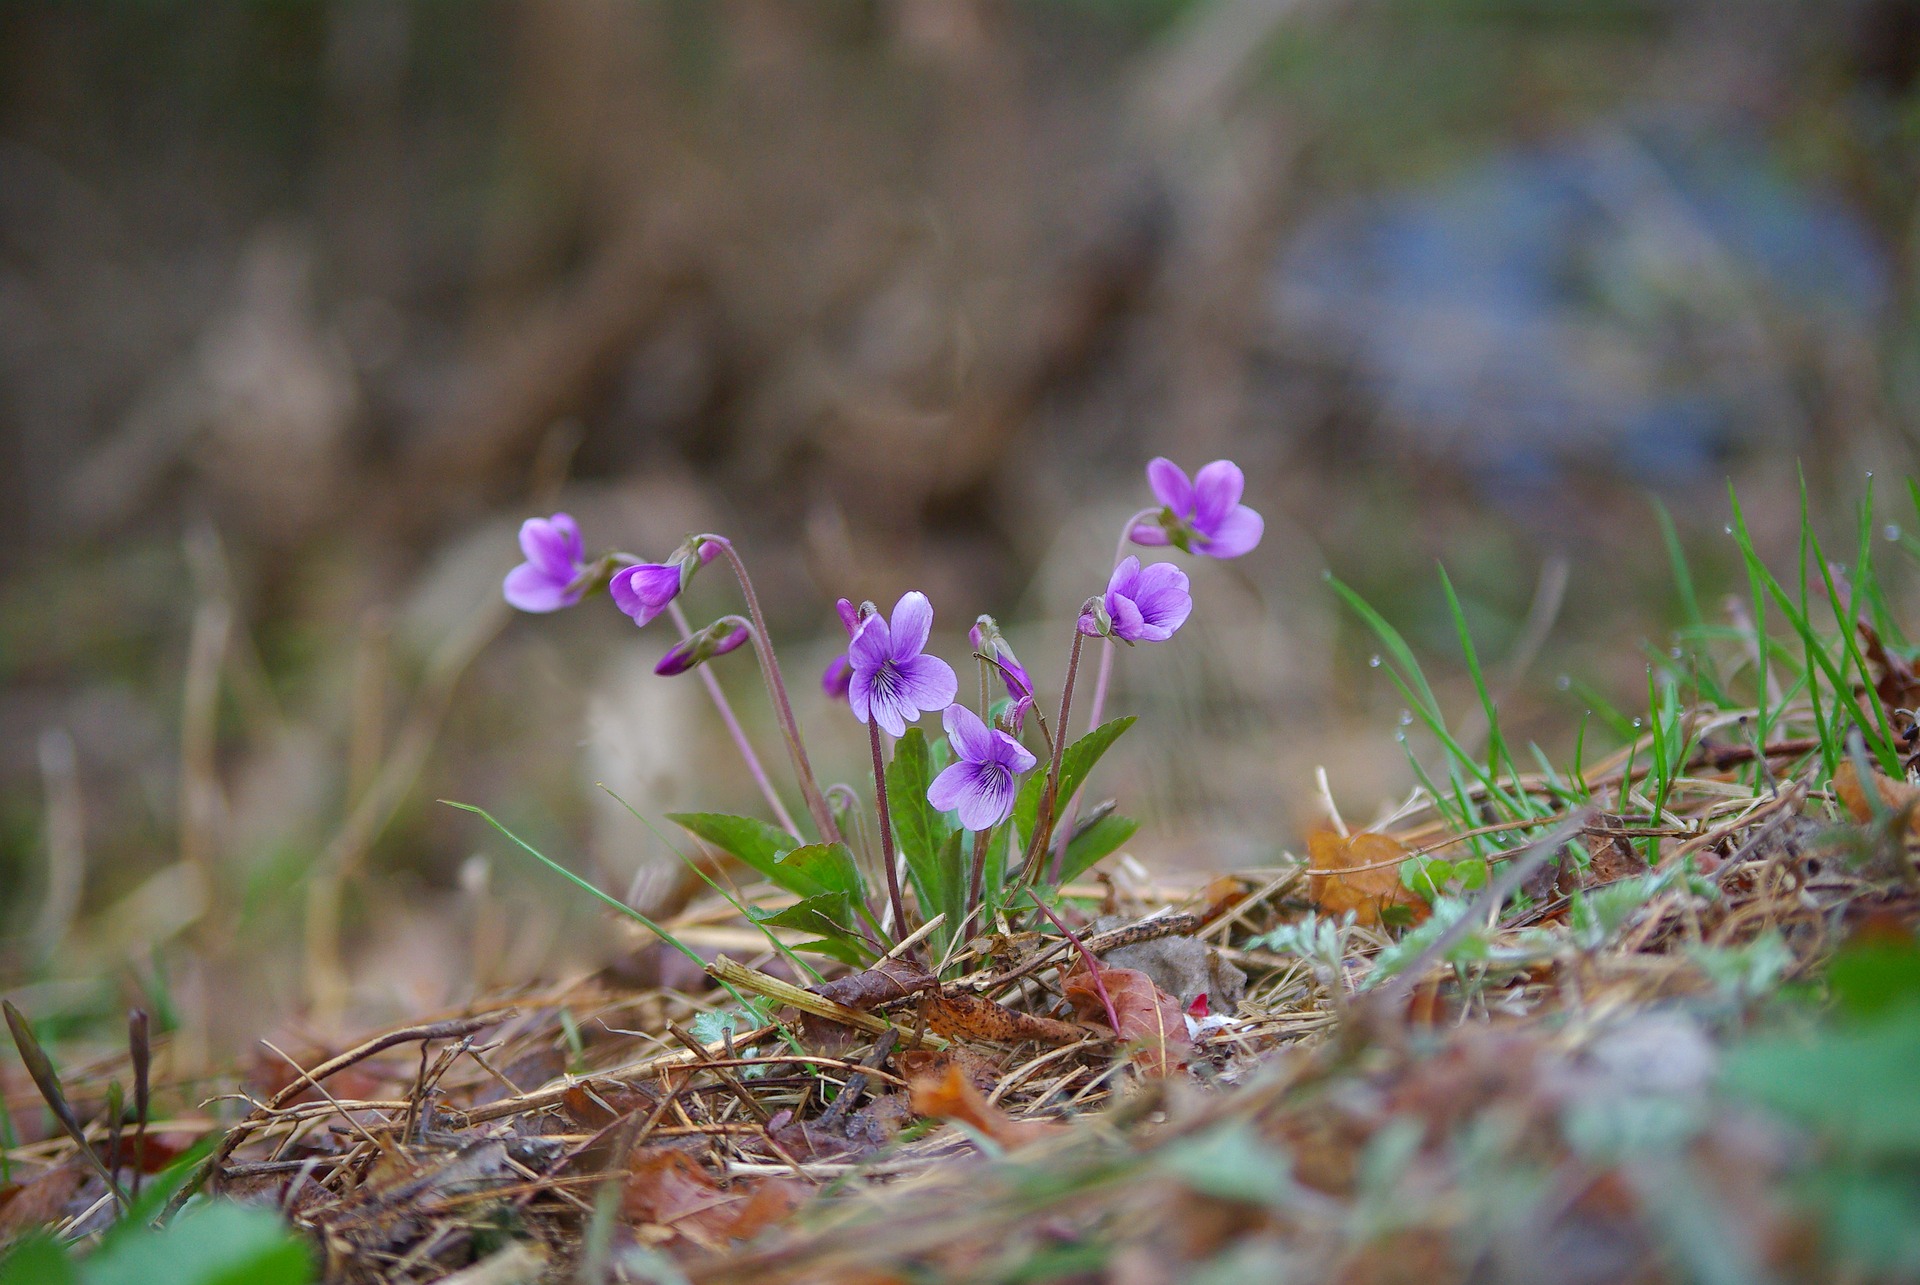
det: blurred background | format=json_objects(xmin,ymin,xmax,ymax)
[{"xmin": 3, "ymin": 0, "xmax": 1918, "ymax": 1054}]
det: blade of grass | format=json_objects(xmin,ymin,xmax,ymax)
[
  {"xmin": 443, "ymin": 801, "xmax": 707, "ymax": 969},
  {"xmin": 3, "ymin": 1000, "xmax": 127, "ymax": 1211},
  {"xmin": 596, "ymin": 784, "xmax": 831, "ymax": 985}
]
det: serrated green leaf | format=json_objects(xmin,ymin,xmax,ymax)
[
  {"xmin": 668, "ymin": 812, "xmax": 823, "ymax": 895},
  {"xmin": 773, "ymin": 842, "xmax": 865, "ymax": 901},
  {"xmin": 791, "ymin": 937, "xmax": 873, "ymax": 966},
  {"xmin": 1013, "ymin": 717, "xmax": 1136, "ymax": 850},
  {"xmin": 748, "ymin": 892, "xmax": 861, "ymax": 939},
  {"xmin": 1057, "ymin": 814, "xmax": 1139, "ymax": 885}
]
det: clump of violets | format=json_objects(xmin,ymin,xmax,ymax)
[
  {"xmin": 928, "ymin": 704, "xmax": 1036, "ymax": 830},
  {"xmin": 1130, "ymin": 458, "xmax": 1264, "ymax": 559},
  {"xmin": 492, "ymin": 454, "xmax": 1260, "ymax": 973},
  {"xmin": 502, "ymin": 514, "xmax": 591, "ymax": 612}
]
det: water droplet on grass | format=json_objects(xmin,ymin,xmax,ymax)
[
  {"xmin": 1368, "ymin": 654, "xmax": 1382, "ymax": 668},
  {"xmin": 1887, "ymin": 524, "xmax": 1903, "ymax": 541}
]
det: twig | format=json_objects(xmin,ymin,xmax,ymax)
[{"xmin": 166, "ymin": 1011, "xmax": 512, "ymax": 1215}]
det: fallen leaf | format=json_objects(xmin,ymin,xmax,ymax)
[
  {"xmin": 915, "ymin": 991, "xmax": 1084, "ymax": 1046},
  {"xmin": 1306, "ymin": 829, "xmax": 1428, "ymax": 925},
  {"xmin": 623, "ymin": 1147, "xmax": 807, "ymax": 1247},
  {"xmin": 1063, "ymin": 964, "xmax": 1191, "ymax": 1077},
  {"xmin": 0, "ymin": 1165, "xmax": 82, "ymax": 1236},
  {"xmin": 895, "ymin": 1046, "xmax": 1003, "ymax": 1095},
  {"xmin": 814, "ymin": 958, "xmax": 935, "ymax": 1010},
  {"xmin": 1861, "ymin": 621, "xmax": 1920, "ymax": 735},
  {"xmin": 560, "ymin": 1081, "xmax": 656, "ymax": 1131},
  {"xmin": 1834, "ymin": 760, "xmax": 1920, "ymax": 832},
  {"xmin": 906, "ymin": 1062, "xmax": 1060, "ymax": 1149}
]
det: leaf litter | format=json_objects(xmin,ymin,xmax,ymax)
[{"xmin": 14, "ymin": 520, "xmax": 1920, "ymax": 1282}]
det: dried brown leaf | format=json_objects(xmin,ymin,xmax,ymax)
[
  {"xmin": 0, "ymin": 1165, "xmax": 82, "ymax": 1236},
  {"xmin": 560, "ymin": 1082, "xmax": 656, "ymax": 1131},
  {"xmin": 1062, "ymin": 965, "xmax": 1190, "ymax": 1077},
  {"xmin": 906, "ymin": 1062, "xmax": 1060, "ymax": 1150},
  {"xmin": 1834, "ymin": 760, "xmax": 1920, "ymax": 833},
  {"xmin": 1306, "ymin": 829, "xmax": 1428, "ymax": 925},
  {"xmin": 622, "ymin": 1147, "xmax": 806, "ymax": 1246},
  {"xmin": 915, "ymin": 991, "xmax": 1084, "ymax": 1046},
  {"xmin": 895, "ymin": 1046, "xmax": 1003, "ymax": 1095},
  {"xmin": 814, "ymin": 958, "xmax": 935, "ymax": 1010}
]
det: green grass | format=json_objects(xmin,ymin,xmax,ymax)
[{"xmin": 1334, "ymin": 480, "xmax": 1917, "ymax": 853}]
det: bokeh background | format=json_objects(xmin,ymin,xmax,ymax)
[{"xmin": 3, "ymin": 0, "xmax": 1918, "ymax": 1053}]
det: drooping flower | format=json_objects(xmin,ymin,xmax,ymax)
[
  {"xmin": 610, "ymin": 563, "xmax": 682, "ymax": 627},
  {"xmin": 503, "ymin": 514, "xmax": 590, "ymax": 612},
  {"xmin": 970, "ymin": 615, "xmax": 1036, "ymax": 731},
  {"xmin": 1130, "ymin": 458, "xmax": 1263, "ymax": 559},
  {"xmin": 609, "ymin": 535, "xmax": 726, "ymax": 628},
  {"xmin": 1078, "ymin": 557, "xmax": 1192, "ymax": 643},
  {"xmin": 927, "ymin": 704, "xmax": 1037, "ymax": 831},
  {"xmin": 846, "ymin": 592, "xmax": 958, "ymax": 737},
  {"xmin": 820, "ymin": 598, "xmax": 862, "ymax": 702},
  {"xmin": 656, "ymin": 619, "xmax": 751, "ymax": 676}
]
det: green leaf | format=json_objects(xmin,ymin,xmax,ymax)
[
  {"xmin": 1057, "ymin": 814, "xmax": 1139, "ymax": 885},
  {"xmin": 1157, "ymin": 1125, "xmax": 1297, "ymax": 1208},
  {"xmin": 773, "ymin": 842, "xmax": 865, "ymax": 902},
  {"xmin": 668, "ymin": 812, "xmax": 823, "ymax": 896},
  {"xmin": 749, "ymin": 892, "xmax": 862, "ymax": 940},
  {"xmin": 1723, "ymin": 1010, "xmax": 1920, "ymax": 1156},
  {"xmin": 885, "ymin": 729, "xmax": 964, "ymax": 940},
  {"xmin": 1826, "ymin": 940, "xmax": 1920, "ymax": 1022},
  {"xmin": 0, "ymin": 1235, "xmax": 78, "ymax": 1285},
  {"xmin": 84, "ymin": 1201, "xmax": 312, "ymax": 1285},
  {"xmin": 1012, "ymin": 717, "xmax": 1136, "ymax": 850},
  {"xmin": 791, "ymin": 936, "xmax": 873, "ymax": 966}
]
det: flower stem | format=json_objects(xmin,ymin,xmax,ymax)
[
  {"xmin": 1018, "ymin": 627, "xmax": 1085, "ymax": 891},
  {"xmin": 704, "ymin": 537, "xmax": 840, "ymax": 843},
  {"xmin": 1082, "ymin": 508, "xmax": 1156, "ymax": 732},
  {"xmin": 867, "ymin": 719, "xmax": 914, "ymax": 953},
  {"xmin": 1024, "ymin": 893, "xmax": 1120, "ymax": 1035},
  {"xmin": 666, "ymin": 601, "xmax": 801, "ymax": 839},
  {"xmin": 968, "ymin": 653, "xmax": 992, "ymax": 915},
  {"xmin": 1056, "ymin": 507, "xmax": 1155, "ymax": 857}
]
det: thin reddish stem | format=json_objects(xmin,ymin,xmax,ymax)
[
  {"xmin": 704, "ymin": 537, "xmax": 839, "ymax": 843},
  {"xmin": 667, "ymin": 600, "xmax": 801, "ymax": 839},
  {"xmin": 867, "ymin": 718, "xmax": 914, "ymax": 953}
]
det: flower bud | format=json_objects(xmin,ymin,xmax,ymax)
[
  {"xmin": 656, "ymin": 619, "xmax": 751, "ymax": 676},
  {"xmin": 1077, "ymin": 596, "xmax": 1112, "ymax": 638}
]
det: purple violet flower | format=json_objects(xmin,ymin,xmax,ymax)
[
  {"xmin": 927, "ymin": 704, "xmax": 1038, "ymax": 831},
  {"xmin": 503, "ymin": 513, "xmax": 590, "ymax": 612},
  {"xmin": 1079, "ymin": 557, "xmax": 1192, "ymax": 643},
  {"xmin": 846, "ymin": 592, "xmax": 958, "ymax": 737},
  {"xmin": 656, "ymin": 620, "xmax": 751, "ymax": 676},
  {"xmin": 970, "ymin": 616, "xmax": 1036, "ymax": 732},
  {"xmin": 1130, "ymin": 458, "xmax": 1264, "ymax": 559},
  {"xmin": 609, "ymin": 535, "xmax": 726, "ymax": 628},
  {"xmin": 609, "ymin": 563, "xmax": 682, "ymax": 627}
]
